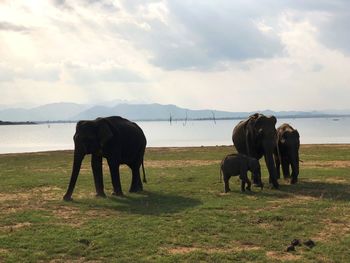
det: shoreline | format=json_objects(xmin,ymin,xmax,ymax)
[{"xmin": 1, "ymin": 143, "xmax": 349, "ymax": 156}]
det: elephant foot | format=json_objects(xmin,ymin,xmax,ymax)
[
  {"xmin": 290, "ymin": 178, "xmax": 298, "ymax": 184},
  {"xmin": 111, "ymin": 191, "xmax": 124, "ymax": 197},
  {"xmin": 129, "ymin": 186, "xmax": 143, "ymax": 193},
  {"xmin": 271, "ymin": 181, "xmax": 279, "ymax": 189},
  {"xmin": 63, "ymin": 194, "xmax": 73, "ymax": 202},
  {"xmin": 129, "ymin": 184, "xmax": 143, "ymax": 193},
  {"xmin": 254, "ymin": 183, "xmax": 264, "ymax": 189},
  {"xmin": 96, "ymin": 192, "xmax": 107, "ymax": 198}
]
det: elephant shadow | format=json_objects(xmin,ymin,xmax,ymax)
[
  {"xmin": 74, "ymin": 191, "xmax": 202, "ymax": 215},
  {"xmin": 260, "ymin": 180, "xmax": 350, "ymax": 201}
]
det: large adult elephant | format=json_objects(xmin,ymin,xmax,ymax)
[
  {"xmin": 274, "ymin": 123, "xmax": 300, "ymax": 184},
  {"xmin": 232, "ymin": 113, "xmax": 279, "ymax": 188},
  {"xmin": 63, "ymin": 116, "xmax": 147, "ymax": 201}
]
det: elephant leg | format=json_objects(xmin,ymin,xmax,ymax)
[
  {"xmin": 246, "ymin": 178, "xmax": 251, "ymax": 191},
  {"xmin": 91, "ymin": 154, "xmax": 106, "ymax": 198},
  {"xmin": 264, "ymin": 154, "xmax": 279, "ymax": 189},
  {"xmin": 63, "ymin": 152, "xmax": 84, "ymax": 201},
  {"xmin": 240, "ymin": 180, "xmax": 246, "ymax": 192},
  {"xmin": 107, "ymin": 158, "xmax": 123, "ymax": 196},
  {"xmin": 129, "ymin": 166, "xmax": 143, "ymax": 192},
  {"xmin": 223, "ymin": 175, "xmax": 231, "ymax": 193},
  {"xmin": 290, "ymin": 162, "xmax": 299, "ymax": 184},
  {"xmin": 240, "ymin": 172, "xmax": 249, "ymax": 192},
  {"xmin": 281, "ymin": 159, "xmax": 290, "ymax": 179},
  {"xmin": 275, "ymin": 156, "xmax": 281, "ymax": 179}
]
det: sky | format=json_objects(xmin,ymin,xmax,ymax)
[{"xmin": 0, "ymin": 0, "xmax": 349, "ymax": 111}]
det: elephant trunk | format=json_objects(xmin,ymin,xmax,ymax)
[
  {"xmin": 63, "ymin": 151, "xmax": 85, "ymax": 201},
  {"xmin": 264, "ymin": 150, "xmax": 279, "ymax": 189},
  {"xmin": 290, "ymin": 150, "xmax": 299, "ymax": 183}
]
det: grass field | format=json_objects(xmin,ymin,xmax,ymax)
[{"xmin": 0, "ymin": 145, "xmax": 350, "ymax": 262}]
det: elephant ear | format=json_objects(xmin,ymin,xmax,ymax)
[
  {"xmin": 97, "ymin": 119, "xmax": 113, "ymax": 148},
  {"xmin": 269, "ymin": 115, "xmax": 277, "ymax": 125},
  {"xmin": 293, "ymin": 129, "xmax": 300, "ymax": 138}
]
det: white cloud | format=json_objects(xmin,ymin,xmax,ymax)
[{"xmin": 0, "ymin": 0, "xmax": 349, "ymax": 111}]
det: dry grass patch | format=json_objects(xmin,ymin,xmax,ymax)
[
  {"xmin": 257, "ymin": 194, "xmax": 318, "ymax": 212},
  {"xmin": 166, "ymin": 241, "xmax": 261, "ymax": 255},
  {"xmin": 0, "ymin": 186, "xmax": 62, "ymax": 203},
  {"xmin": 167, "ymin": 247, "xmax": 199, "ymax": 254},
  {"xmin": 315, "ymin": 219, "xmax": 350, "ymax": 242},
  {"xmin": 302, "ymin": 160, "xmax": 350, "ymax": 169},
  {"xmin": 48, "ymin": 258, "xmax": 103, "ymax": 263},
  {"xmin": 50, "ymin": 206, "xmax": 83, "ymax": 226},
  {"xmin": 301, "ymin": 144, "xmax": 350, "ymax": 149},
  {"xmin": 0, "ymin": 248, "xmax": 10, "ymax": 254},
  {"xmin": 0, "ymin": 222, "xmax": 32, "ymax": 232},
  {"xmin": 0, "ymin": 186, "xmax": 65, "ymax": 215},
  {"xmin": 266, "ymin": 251, "xmax": 301, "ymax": 261}
]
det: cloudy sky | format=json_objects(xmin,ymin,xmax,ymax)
[{"xmin": 0, "ymin": 0, "xmax": 349, "ymax": 111}]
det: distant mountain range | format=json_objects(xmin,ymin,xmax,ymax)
[{"xmin": 0, "ymin": 102, "xmax": 349, "ymax": 122}]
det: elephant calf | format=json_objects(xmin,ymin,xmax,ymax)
[{"xmin": 220, "ymin": 153, "xmax": 263, "ymax": 193}]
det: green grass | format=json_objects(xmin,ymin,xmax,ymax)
[{"xmin": 0, "ymin": 145, "xmax": 350, "ymax": 262}]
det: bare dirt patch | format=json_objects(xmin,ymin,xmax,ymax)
[
  {"xmin": 0, "ymin": 222, "xmax": 32, "ymax": 232},
  {"xmin": 0, "ymin": 248, "xmax": 9, "ymax": 254},
  {"xmin": 50, "ymin": 206, "xmax": 83, "ymax": 226},
  {"xmin": 0, "ymin": 186, "xmax": 66, "ymax": 216},
  {"xmin": 314, "ymin": 219, "xmax": 350, "ymax": 242},
  {"xmin": 167, "ymin": 247, "xmax": 199, "ymax": 254},
  {"xmin": 266, "ymin": 251, "xmax": 301, "ymax": 261},
  {"xmin": 48, "ymin": 258, "xmax": 102, "ymax": 263},
  {"xmin": 302, "ymin": 160, "xmax": 350, "ymax": 169},
  {"xmin": 166, "ymin": 241, "xmax": 261, "ymax": 255},
  {"xmin": 261, "ymin": 195, "xmax": 318, "ymax": 211},
  {"xmin": 0, "ymin": 186, "xmax": 62, "ymax": 203}
]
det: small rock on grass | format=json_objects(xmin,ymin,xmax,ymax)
[
  {"xmin": 291, "ymin": 239, "xmax": 301, "ymax": 246},
  {"xmin": 78, "ymin": 239, "xmax": 91, "ymax": 246},
  {"xmin": 286, "ymin": 245, "xmax": 295, "ymax": 252}
]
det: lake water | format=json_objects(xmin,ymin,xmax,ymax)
[{"xmin": 0, "ymin": 117, "xmax": 349, "ymax": 154}]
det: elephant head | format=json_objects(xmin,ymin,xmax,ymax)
[
  {"xmin": 63, "ymin": 118, "xmax": 114, "ymax": 201},
  {"xmin": 247, "ymin": 157, "xmax": 264, "ymax": 189},
  {"xmin": 250, "ymin": 114, "xmax": 278, "ymax": 188}
]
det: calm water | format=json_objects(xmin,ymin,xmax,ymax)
[{"xmin": 0, "ymin": 117, "xmax": 349, "ymax": 154}]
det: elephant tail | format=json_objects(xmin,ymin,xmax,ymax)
[{"xmin": 142, "ymin": 159, "xmax": 147, "ymax": 183}]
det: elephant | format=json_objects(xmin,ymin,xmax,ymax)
[
  {"xmin": 232, "ymin": 113, "xmax": 279, "ymax": 188},
  {"xmin": 220, "ymin": 153, "xmax": 263, "ymax": 193},
  {"xmin": 274, "ymin": 123, "xmax": 300, "ymax": 184},
  {"xmin": 63, "ymin": 116, "xmax": 147, "ymax": 201}
]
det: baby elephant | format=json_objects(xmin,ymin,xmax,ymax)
[{"xmin": 220, "ymin": 153, "xmax": 263, "ymax": 193}]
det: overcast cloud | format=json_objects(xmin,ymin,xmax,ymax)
[{"xmin": 0, "ymin": 0, "xmax": 349, "ymax": 111}]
